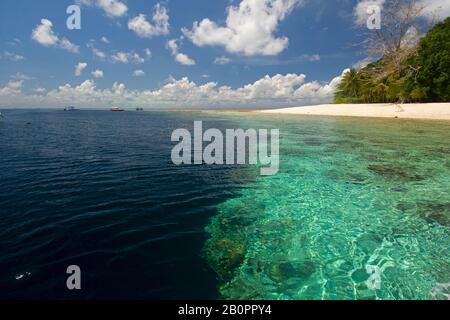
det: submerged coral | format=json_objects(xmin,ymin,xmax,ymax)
[{"xmin": 204, "ymin": 114, "xmax": 450, "ymax": 300}]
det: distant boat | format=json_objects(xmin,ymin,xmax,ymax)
[
  {"xmin": 136, "ymin": 107, "xmax": 144, "ymax": 111},
  {"xmin": 64, "ymin": 106, "xmax": 77, "ymax": 111},
  {"xmin": 111, "ymin": 107, "xmax": 124, "ymax": 112}
]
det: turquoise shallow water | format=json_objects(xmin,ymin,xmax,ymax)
[{"xmin": 204, "ymin": 114, "xmax": 450, "ymax": 300}]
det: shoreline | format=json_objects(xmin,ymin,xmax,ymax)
[{"xmin": 258, "ymin": 103, "xmax": 450, "ymax": 121}]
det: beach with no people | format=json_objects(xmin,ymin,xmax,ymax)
[{"xmin": 260, "ymin": 103, "xmax": 450, "ymax": 120}]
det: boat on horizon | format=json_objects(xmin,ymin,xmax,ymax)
[
  {"xmin": 64, "ymin": 106, "xmax": 77, "ymax": 111},
  {"xmin": 111, "ymin": 107, "xmax": 125, "ymax": 112}
]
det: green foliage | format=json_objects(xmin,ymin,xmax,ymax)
[
  {"xmin": 334, "ymin": 17, "xmax": 450, "ymax": 104},
  {"xmin": 406, "ymin": 17, "xmax": 450, "ymax": 102},
  {"xmin": 334, "ymin": 69, "xmax": 362, "ymax": 102}
]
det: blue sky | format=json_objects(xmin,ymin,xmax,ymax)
[{"xmin": 0, "ymin": 0, "xmax": 448, "ymax": 108}]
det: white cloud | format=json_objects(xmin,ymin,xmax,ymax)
[
  {"xmin": 174, "ymin": 53, "xmax": 196, "ymax": 66},
  {"xmin": 77, "ymin": 0, "xmax": 128, "ymax": 18},
  {"xmin": 101, "ymin": 36, "xmax": 110, "ymax": 44},
  {"xmin": 87, "ymin": 42, "xmax": 107, "ymax": 60},
  {"xmin": 0, "ymin": 70, "xmax": 347, "ymax": 109},
  {"xmin": 6, "ymin": 80, "xmax": 24, "ymax": 89},
  {"xmin": 166, "ymin": 39, "xmax": 178, "ymax": 54},
  {"xmin": 92, "ymin": 47, "xmax": 107, "ymax": 59},
  {"xmin": 0, "ymin": 80, "xmax": 24, "ymax": 95},
  {"xmin": 352, "ymin": 57, "xmax": 374, "ymax": 70},
  {"xmin": 419, "ymin": 0, "xmax": 450, "ymax": 21},
  {"xmin": 31, "ymin": 19, "xmax": 79, "ymax": 53},
  {"xmin": 214, "ymin": 56, "xmax": 231, "ymax": 65},
  {"xmin": 88, "ymin": 42, "xmax": 149, "ymax": 64},
  {"xmin": 133, "ymin": 69, "xmax": 145, "ymax": 77},
  {"xmin": 112, "ymin": 51, "xmax": 145, "ymax": 64},
  {"xmin": 167, "ymin": 39, "xmax": 196, "ymax": 66},
  {"xmin": 302, "ymin": 54, "xmax": 320, "ymax": 62},
  {"xmin": 128, "ymin": 52, "xmax": 145, "ymax": 64},
  {"xmin": 91, "ymin": 69, "xmax": 104, "ymax": 78},
  {"xmin": 3, "ymin": 51, "xmax": 25, "ymax": 61},
  {"xmin": 144, "ymin": 48, "xmax": 152, "ymax": 59},
  {"xmin": 128, "ymin": 3, "xmax": 170, "ymax": 38},
  {"xmin": 183, "ymin": 0, "xmax": 302, "ymax": 56},
  {"xmin": 111, "ymin": 52, "xmax": 128, "ymax": 63},
  {"xmin": 31, "ymin": 19, "xmax": 58, "ymax": 46},
  {"xmin": 75, "ymin": 62, "xmax": 88, "ymax": 76},
  {"xmin": 11, "ymin": 72, "xmax": 34, "ymax": 80},
  {"xmin": 60, "ymin": 38, "xmax": 80, "ymax": 53}
]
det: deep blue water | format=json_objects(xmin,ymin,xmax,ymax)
[{"xmin": 0, "ymin": 110, "xmax": 254, "ymax": 299}]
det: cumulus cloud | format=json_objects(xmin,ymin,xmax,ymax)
[
  {"xmin": 101, "ymin": 36, "xmax": 110, "ymax": 44},
  {"xmin": 6, "ymin": 80, "xmax": 24, "ymax": 89},
  {"xmin": 133, "ymin": 69, "xmax": 145, "ymax": 77},
  {"xmin": 174, "ymin": 53, "xmax": 196, "ymax": 66},
  {"xmin": 60, "ymin": 38, "xmax": 79, "ymax": 53},
  {"xmin": 0, "ymin": 80, "xmax": 24, "ymax": 96},
  {"xmin": 75, "ymin": 62, "xmax": 88, "ymax": 76},
  {"xmin": 77, "ymin": 0, "xmax": 128, "ymax": 18},
  {"xmin": 91, "ymin": 69, "xmax": 104, "ymax": 78},
  {"xmin": 128, "ymin": 3, "xmax": 170, "ymax": 38},
  {"xmin": 111, "ymin": 52, "xmax": 128, "ymax": 63},
  {"xmin": 0, "ymin": 70, "xmax": 347, "ymax": 109},
  {"xmin": 183, "ymin": 0, "xmax": 302, "ymax": 56},
  {"xmin": 31, "ymin": 19, "xmax": 79, "ymax": 53},
  {"xmin": 31, "ymin": 19, "xmax": 58, "ymax": 46},
  {"xmin": 167, "ymin": 39, "xmax": 196, "ymax": 66},
  {"xmin": 214, "ymin": 56, "xmax": 231, "ymax": 65},
  {"xmin": 111, "ymin": 51, "xmax": 145, "ymax": 64},
  {"xmin": 93, "ymin": 47, "xmax": 107, "ymax": 59},
  {"xmin": 87, "ymin": 42, "xmax": 107, "ymax": 60}
]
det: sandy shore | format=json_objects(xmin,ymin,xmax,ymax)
[{"xmin": 260, "ymin": 103, "xmax": 450, "ymax": 120}]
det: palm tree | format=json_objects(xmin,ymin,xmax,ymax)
[
  {"xmin": 336, "ymin": 69, "xmax": 361, "ymax": 98},
  {"xmin": 372, "ymin": 83, "xmax": 389, "ymax": 103}
]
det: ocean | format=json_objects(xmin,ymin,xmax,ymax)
[{"xmin": 0, "ymin": 109, "xmax": 449, "ymax": 299}]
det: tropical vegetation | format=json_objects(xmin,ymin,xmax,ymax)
[{"xmin": 334, "ymin": 17, "xmax": 450, "ymax": 104}]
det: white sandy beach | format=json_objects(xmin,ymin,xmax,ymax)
[{"xmin": 260, "ymin": 103, "xmax": 450, "ymax": 120}]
